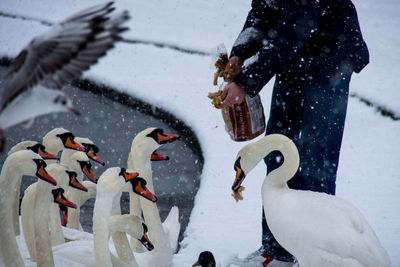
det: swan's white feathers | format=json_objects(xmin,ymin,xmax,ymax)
[
  {"xmin": 162, "ymin": 206, "xmax": 180, "ymax": 253},
  {"xmin": 267, "ymin": 191, "xmax": 378, "ymax": 260},
  {"xmin": 126, "ymin": 127, "xmax": 180, "ymax": 266},
  {"xmin": 7, "ymin": 140, "xmax": 39, "ymax": 155},
  {"xmin": 237, "ymin": 134, "xmax": 390, "ymax": 267},
  {"xmin": 0, "ymin": 150, "xmax": 47, "ymax": 267}
]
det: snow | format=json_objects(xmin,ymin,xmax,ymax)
[{"xmin": 0, "ymin": 0, "xmax": 399, "ymax": 266}]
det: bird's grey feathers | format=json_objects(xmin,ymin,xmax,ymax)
[{"xmin": 0, "ymin": 1, "xmax": 129, "ymax": 112}]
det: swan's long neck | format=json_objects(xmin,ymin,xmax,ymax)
[
  {"xmin": 63, "ymin": 158, "xmax": 84, "ymax": 230},
  {"xmin": 128, "ymin": 142, "xmax": 172, "ymax": 258},
  {"xmin": 129, "ymin": 150, "xmax": 153, "ymax": 189},
  {"xmin": 33, "ymin": 181, "xmax": 55, "ymax": 267},
  {"xmin": 60, "ymin": 148, "xmax": 74, "ymax": 165},
  {"xmin": 65, "ymin": 182, "xmax": 83, "ymax": 230},
  {"xmin": 93, "ymin": 192, "xmax": 114, "ymax": 267},
  {"xmin": 128, "ymin": 146, "xmax": 155, "ymax": 220},
  {"xmin": 21, "ymin": 184, "xmax": 38, "ymax": 261},
  {"xmin": 129, "ymin": 148, "xmax": 161, "ymax": 225},
  {"xmin": 0, "ymin": 162, "xmax": 25, "ymax": 267},
  {"xmin": 43, "ymin": 139, "xmax": 62, "ymax": 157},
  {"xmin": 79, "ymin": 181, "xmax": 97, "ymax": 204},
  {"xmin": 254, "ymin": 134, "xmax": 299, "ymax": 188}
]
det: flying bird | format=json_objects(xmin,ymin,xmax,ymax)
[{"xmin": 0, "ymin": 1, "xmax": 130, "ymax": 151}]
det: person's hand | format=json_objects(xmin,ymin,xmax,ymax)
[
  {"xmin": 219, "ymin": 82, "xmax": 246, "ymax": 109},
  {"xmin": 223, "ymin": 56, "xmax": 243, "ymax": 81}
]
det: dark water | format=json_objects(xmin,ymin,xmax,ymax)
[{"xmin": 0, "ymin": 65, "xmax": 203, "ymax": 245}]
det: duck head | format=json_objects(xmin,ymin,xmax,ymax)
[{"xmin": 193, "ymin": 251, "xmax": 216, "ymax": 267}]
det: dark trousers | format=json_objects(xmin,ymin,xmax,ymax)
[{"xmin": 261, "ymin": 69, "xmax": 352, "ymax": 261}]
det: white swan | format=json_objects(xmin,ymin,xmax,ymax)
[
  {"xmin": 17, "ymin": 167, "xmax": 154, "ymax": 267},
  {"xmin": 52, "ymin": 214, "xmax": 153, "ymax": 267},
  {"xmin": 7, "ymin": 140, "xmax": 59, "ymax": 236},
  {"xmin": 62, "ymin": 151, "xmax": 98, "ymax": 230},
  {"xmin": 126, "ymin": 127, "xmax": 180, "ymax": 267},
  {"xmin": 60, "ymin": 136, "xmax": 105, "ymax": 166},
  {"xmin": 58, "ymin": 137, "xmax": 104, "ymax": 230},
  {"xmin": 47, "ymin": 151, "xmax": 97, "ymax": 246},
  {"xmin": 40, "ymin": 128, "xmax": 86, "ymax": 245},
  {"xmin": 231, "ymin": 134, "xmax": 391, "ymax": 267},
  {"xmin": 0, "ymin": 150, "xmax": 56, "ymax": 267},
  {"xmin": 58, "ymin": 167, "xmax": 151, "ymax": 267},
  {"xmin": 0, "ymin": 1, "xmax": 130, "ymax": 150},
  {"xmin": 94, "ymin": 167, "xmax": 157, "ymax": 267},
  {"xmin": 21, "ymin": 163, "xmax": 81, "ymax": 266}
]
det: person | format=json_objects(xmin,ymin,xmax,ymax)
[{"xmin": 219, "ymin": 0, "xmax": 369, "ymax": 266}]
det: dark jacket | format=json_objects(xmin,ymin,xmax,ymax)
[{"xmin": 231, "ymin": 0, "xmax": 369, "ymax": 97}]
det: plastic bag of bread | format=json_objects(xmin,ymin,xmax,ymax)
[{"xmin": 208, "ymin": 44, "xmax": 265, "ymax": 142}]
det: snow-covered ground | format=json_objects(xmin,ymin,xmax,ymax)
[{"xmin": 0, "ymin": 0, "xmax": 399, "ymax": 266}]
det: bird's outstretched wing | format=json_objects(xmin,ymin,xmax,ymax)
[{"xmin": 0, "ymin": 1, "xmax": 129, "ymax": 111}]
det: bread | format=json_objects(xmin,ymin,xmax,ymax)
[
  {"xmin": 207, "ymin": 90, "xmax": 223, "ymax": 108},
  {"xmin": 232, "ymin": 186, "xmax": 245, "ymax": 202}
]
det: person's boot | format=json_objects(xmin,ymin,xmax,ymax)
[{"xmin": 228, "ymin": 247, "xmax": 296, "ymax": 267}]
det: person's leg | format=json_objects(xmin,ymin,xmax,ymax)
[
  {"xmin": 260, "ymin": 70, "xmax": 352, "ymax": 262},
  {"xmin": 287, "ymin": 71, "xmax": 352, "ymax": 194}
]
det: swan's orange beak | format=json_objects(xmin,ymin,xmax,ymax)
[
  {"xmin": 52, "ymin": 188, "xmax": 76, "ymax": 209},
  {"xmin": 37, "ymin": 146, "xmax": 59, "ymax": 160},
  {"xmin": 122, "ymin": 170, "xmax": 140, "ymax": 182},
  {"xmin": 86, "ymin": 148, "xmax": 105, "ymax": 166},
  {"xmin": 59, "ymin": 204, "xmax": 68, "ymax": 227},
  {"xmin": 139, "ymin": 232, "xmax": 154, "ymax": 251},
  {"xmin": 34, "ymin": 159, "xmax": 57, "ymax": 186},
  {"xmin": 68, "ymin": 171, "xmax": 87, "ymax": 192},
  {"xmin": 232, "ymin": 157, "xmax": 245, "ymax": 191},
  {"xmin": 132, "ymin": 178, "xmax": 157, "ymax": 203},
  {"xmin": 157, "ymin": 132, "xmax": 179, "ymax": 144},
  {"xmin": 150, "ymin": 151, "xmax": 169, "ymax": 161},
  {"xmin": 64, "ymin": 137, "xmax": 85, "ymax": 151},
  {"xmin": 82, "ymin": 163, "xmax": 98, "ymax": 184}
]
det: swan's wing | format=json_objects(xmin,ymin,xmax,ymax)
[
  {"xmin": 162, "ymin": 206, "xmax": 180, "ymax": 253},
  {"xmin": 271, "ymin": 192, "xmax": 388, "ymax": 266},
  {"xmin": 0, "ymin": 1, "xmax": 129, "ymax": 112}
]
